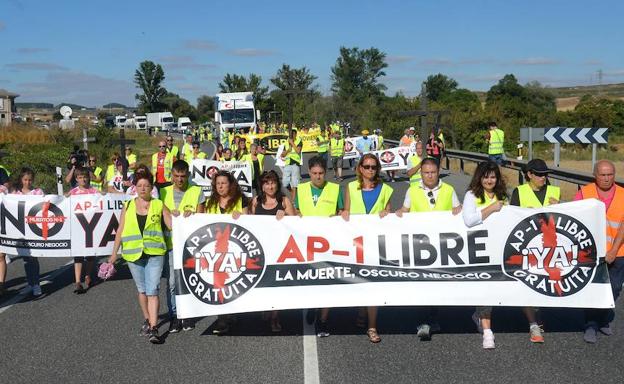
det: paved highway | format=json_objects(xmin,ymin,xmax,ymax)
[{"xmin": 0, "ymin": 150, "xmax": 621, "ymax": 384}]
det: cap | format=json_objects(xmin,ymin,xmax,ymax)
[
  {"xmin": 362, "ymin": 129, "xmax": 369, "ymax": 135},
  {"xmin": 409, "ymin": 126, "xmax": 416, "ymax": 131},
  {"xmin": 525, "ymin": 159, "xmax": 550, "ymax": 174}
]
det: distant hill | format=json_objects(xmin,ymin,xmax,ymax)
[
  {"xmin": 15, "ymin": 103, "xmax": 54, "ymax": 109},
  {"xmin": 549, "ymin": 83, "xmax": 624, "ymax": 98},
  {"xmin": 102, "ymin": 102, "xmax": 128, "ymax": 109}
]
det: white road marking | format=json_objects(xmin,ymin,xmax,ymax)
[
  {"xmin": 303, "ymin": 309, "xmax": 320, "ymax": 384},
  {"xmin": 0, "ymin": 261, "xmax": 73, "ymax": 315}
]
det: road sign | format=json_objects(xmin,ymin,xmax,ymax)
[
  {"xmin": 544, "ymin": 127, "xmax": 608, "ymax": 144},
  {"xmin": 520, "ymin": 127, "xmax": 545, "ymax": 142}
]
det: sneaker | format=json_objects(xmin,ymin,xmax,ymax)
[
  {"xmin": 32, "ymin": 284, "xmax": 42, "ymax": 297},
  {"xmin": 482, "ymin": 331, "xmax": 495, "ymax": 349},
  {"xmin": 168, "ymin": 318, "xmax": 182, "ymax": 334},
  {"xmin": 584, "ymin": 325, "xmax": 598, "ymax": 343},
  {"xmin": 212, "ymin": 317, "xmax": 230, "ymax": 335},
  {"xmin": 182, "ymin": 319, "xmax": 195, "ymax": 332},
  {"xmin": 139, "ymin": 319, "xmax": 150, "ymax": 337},
  {"xmin": 472, "ymin": 312, "xmax": 483, "ymax": 334},
  {"xmin": 316, "ymin": 320, "xmax": 330, "ymax": 337},
  {"xmin": 599, "ymin": 323, "xmax": 613, "ymax": 336},
  {"xmin": 529, "ymin": 324, "xmax": 544, "ymax": 343},
  {"xmin": 305, "ymin": 309, "xmax": 316, "ymax": 325},
  {"xmin": 417, "ymin": 324, "xmax": 431, "ymax": 340},
  {"xmin": 148, "ymin": 327, "xmax": 161, "ymax": 344}
]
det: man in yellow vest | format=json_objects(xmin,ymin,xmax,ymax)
[
  {"xmin": 180, "ymin": 134, "xmax": 194, "ymax": 164},
  {"xmin": 509, "ymin": 158, "xmax": 559, "ymax": 344},
  {"xmin": 165, "ymin": 135, "xmax": 179, "ymax": 160},
  {"xmin": 316, "ymin": 127, "xmax": 329, "ymax": 167},
  {"xmin": 575, "ymin": 160, "xmax": 624, "ymax": 343},
  {"xmin": 160, "ymin": 160, "xmax": 206, "ymax": 333},
  {"xmin": 396, "ymin": 158, "xmax": 462, "ymax": 340},
  {"xmin": 281, "ymin": 128, "xmax": 303, "ymax": 201},
  {"xmin": 88, "ymin": 155, "xmax": 104, "ymax": 191},
  {"xmin": 329, "ymin": 131, "xmax": 345, "ymax": 181},
  {"xmin": 152, "ymin": 140, "xmax": 174, "ymax": 190},
  {"xmin": 406, "ymin": 141, "xmax": 424, "ymax": 185},
  {"xmin": 125, "ymin": 147, "xmax": 137, "ymax": 171},
  {"xmin": 295, "ymin": 155, "xmax": 344, "ymax": 337},
  {"xmin": 487, "ymin": 121, "xmax": 505, "ymax": 165}
]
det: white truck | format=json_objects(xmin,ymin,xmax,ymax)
[
  {"xmin": 114, "ymin": 115, "xmax": 127, "ymax": 128},
  {"xmin": 134, "ymin": 115, "xmax": 147, "ymax": 130},
  {"xmin": 146, "ymin": 112, "xmax": 175, "ymax": 132},
  {"xmin": 214, "ymin": 92, "xmax": 259, "ymax": 135},
  {"xmin": 177, "ymin": 117, "xmax": 192, "ymax": 134}
]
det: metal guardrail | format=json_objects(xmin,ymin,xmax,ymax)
[{"xmin": 384, "ymin": 139, "xmax": 624, "ymax": 188}]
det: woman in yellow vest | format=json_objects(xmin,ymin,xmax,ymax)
[
  {"xmin": 240, "ymin": 143, "xmax": 265, "ymax": 194},
  {"xmin": 509, "ymin": 158, "xmax": 559, "ymax": 344},
  {"xmin": 206, "ymin": 170, "xmax": 248, "ymax": 334},
  {"xmin": 108, "ymin": 172, "xmax": 172, "ymax": 344},
  {"xmin": 462, "ymin": 161, "xmax": 508, "ymax": 349},
  {"xmin": 342, "ymin": 154, "xmax": 393, "ymax": 343},
  {"xmin": 191, "ymin": 141, "xmax": 207, "ymax": 161}
]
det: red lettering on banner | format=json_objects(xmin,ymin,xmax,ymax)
[
  {"xmin": 277, "ymin": 235, "xmax": 305, "ymax": 263},
  {"xmin": 307, "ymin": 236, "xmax": 329, "ymax": 261}
]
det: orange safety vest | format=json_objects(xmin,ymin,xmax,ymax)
[{"xmin": 581, "ymin": 183, "xmax": 624, "ymax": 257}]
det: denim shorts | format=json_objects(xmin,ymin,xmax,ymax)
[
  {"xmin": 282, "ymin": 164, "xmax": 301, "ymax": 188},
  {"xmin": 127, "ymin": 256, "xmax": 165, "ymax": 296}
]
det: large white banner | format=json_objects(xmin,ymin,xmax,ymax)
[
  {"xmin": 0, "ymin": 194, "xmax": 127, "ymax": 257},
  {"xmin": 190, "ymin": 159, "xmax": 253, "ymax": 198},
  {"xmin": 370, "ymin": 146, "xmax": 416, "ymax": 171},
  {"xmin": 172, "ymin": 199, "xmax": 612, "ymax": 318}
]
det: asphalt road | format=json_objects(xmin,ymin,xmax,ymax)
[{"xmin": 1, "ymin": 150, "xmax": 622, "ymax": 384}]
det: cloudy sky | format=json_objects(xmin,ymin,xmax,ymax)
[{"xmin": 1, "ymin": 0, "xmax": 623, "ymax": 107}]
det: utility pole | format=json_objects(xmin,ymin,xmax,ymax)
[{"xmin": 420, "ymin": 83, "xmax": 428, "ymax": 142}]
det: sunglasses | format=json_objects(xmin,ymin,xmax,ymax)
[
  {"xmin": 167, "ymin": 139, "xmax": 173, "ymax": 142},
  {"xmin": 159, "ymin": 145, "xmax": 166, "ymax": 148},
  {"xmin": 193, "ymin": 146, "xmax": 200, "ymax": 149},
  {"xmin": 360, "ymin": 164, "xmax": 378, "ymax": 170},
  {"xmin": 89, "ymin": 159, "xmax": 96, "ymax": 162},
  {"xmin": 427, "ymin": 191, "xmax": 436, "ymax": 205}
]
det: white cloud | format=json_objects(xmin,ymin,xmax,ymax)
[
  {"xmin": 230, "ymin": 48, "xmax": 276, "ymax": 57},
  {"xmin": 15, "ymin": 47, "xmax": 50, "ymax": 54},
  {"xmin": 511, "ymin": 57, "xmax": 559, "ymax": 66},
  {"xmin": 419, "ymin": 58, "xmax": 453, "ymax": 66},
  {"xmin": 387, "ymin": 55, "xmax": 413, "ymax": 64},
  {"xmin": 183, "ymin": 39, "xmax": 218, "ymax": 51},
  {"xmin": 5, "ymin": 62, "xmax": 68, "ymax": 71},
  {"xmin": 157, "ymin": 55, "xmax": 216, "ymax": 70}
]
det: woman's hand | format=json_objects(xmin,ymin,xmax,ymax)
[
  {"xmin": 379, "ymin": 210, "xmax": 389, "ymax": 218},
  {"xmin": 276, "ymin": 210, "xmax": 286, "ymax": 220},
  {"xmin": 171, "ymin": 209, "xmax": 180, "ymax": 217},
  {"xmin": 232, "ymin": 211, "xmax": 242, "ymax": 220},
  {"xmin": 341, "ymin": 210, "xmax": 350, "ymax": 221}
]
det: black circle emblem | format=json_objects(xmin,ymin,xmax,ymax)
[
  {"xmin": 380, "ymin": 150, "xmax": 395, "ymax": 164},
  {"xmin": 344, "ymin": 141, "xmax": 354, "ymax": 152},
  {"xmin": 181, "ymin": 222, "xmax": 265, "ymax": 305},
  {"xmin": 503, "ymin": 212, "xmax": 597, "ymax": 297},
  {"xmin": 25, "ymin": 202, "xmax": 66, "ymax": 238}
]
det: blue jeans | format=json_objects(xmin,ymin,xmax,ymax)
[
  {"xmin": 162, "ymin": 251, "xmax": 176, "ymax": 317},
  {"xmin": 585, "ymin": 257, "xmax": 624, "ymax": 327},
  {"xmin": 488, "ymin": 154, "xmax": 504, "ymax": 165},
  {"xmin": 127, "ymin": 256, "xmax": 165, "ymax": 296},
  {"xmin": 23, "ymin": 257, "xmax": 40, "ymax": 287}
]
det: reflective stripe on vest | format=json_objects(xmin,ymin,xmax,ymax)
[
  {"xmin": 330, "ymin": 138, "xmax": 344, "ymax": 156},
  {"xmin": 409, "ymin": 155, "xmax": 422, "ymax": 184},
  {"xmin": 409, "ymin": 182, "xmax": 454, "ymax": 212},
  {"xmin": 517, "ymin": 184, "xmax": 560, "ymax": 208},
  {"xmin": 297, "ymin": 182, "xmax": 340, "ymax": 216},
  {"xmin": 121, "ymin": 198, "xmax": 166, "ymax": 262},
  {"xmin": 581, "ymin": 183, "xmax": 624, "ymax": 256},
  {"xmin": 160, "ymin": 185, "xmax": 202, "ymax": 250},
  {"xmin": 348, "ymin": 181, "xmax": 393, "ymax": 214},
  {"xmin": 151, "ymin": 152, "xmax": 174, "ymax": 182},
  {"xmin": 488, "ymin": 129, "xmax": 505, "ymax": 155},
  {"xmin": 206, "ymin": 197, "xmax": 243, "ymax": 214}
]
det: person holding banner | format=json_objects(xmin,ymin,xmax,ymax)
[
  {"xmin": 355, "ymin": 130, "xmax": 373, "ymax": 161},
  {"xmin": 342, "ymin": 154, "xmax": 393, "ymax": 343},
  {"xmin": 509, "ymin": 158, "xmax": 560, "ymax": 343},
  {"xmin": 69, "ymin": 166, "xmax": 101, "ymax": 294},
  {"xmin": 281, "ymin": 129, "xmax": 303, "ymax": 201},
  {"xmin": 462, "ymin": 161, "xmax": 508, "ymax": 349},
  {"xmin": 235, "ymin": 137, "xmax": 249, "ymax": 161},
  {"xmin": 575, "ymin": 160, "xmax": 624, "ymax": 343},
  {"xmin": 108, "ymin": 172, "xmax": 172, "ymax": 344},
  {"xmin": 406, "ymin": 141, "xmax": 425, "ymax": 184},
  {"xmin": 295, "ymin": 155, "xmax": 344, "ymax": 337},
  {"xmin": 107, "ymin": 157, "xmax": 130, "ymax": 194},
  {"xmin": 160, "ymin": 160, "xmax": 206, "ymax": 334},
  {"xmin": 105, "ymin": 153, "xmax": 121, "ymax": 189},
  {"xmin": 190, "ymin": 142, "xmax": 207, "ymax": 161},
  {"xmin": 396, "ymin": 158, "xmax": 462, "ymax": 340},
  {"xmin": 251, "ymin": 170, "xmax": 296, "ymax": 332},
  {"xmin": 127, "ymin": 165, "xmax": 159, "ymax": 198}
]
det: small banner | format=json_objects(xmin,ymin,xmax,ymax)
[
  {"xmin": 190, "ymin": 159, "xmax": 254, "ymax": 198},
  {"xmin": 0, "ymin": 194, "xmax": 128, "ymax": 257},
  {"xmin": 172, "ymin": 199, "xmax": 613, "ymax": 318},
  {"xmin": 370, "ymin": 146, "xmax": 416, "ymax": 171},
  {"xmin": 342, "ymin": 135, "xmax": 379, "ymax": 159}
]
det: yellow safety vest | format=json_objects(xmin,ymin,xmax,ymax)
[
  {"xmin": 475, "ymin": 192, "xmax": 506, "ymax": 207},
  {"xmin": 105, "ymin": 164, "xmax": 116, "ymax": 182},
  {"xmin": 317, "ymin": 133, "xmax": 329, "ymax": 153},
  {"xmin": 348, "ymin": 181, "xmax": 393, "ymax": 214},
  {"xmin": 488, "ymin": 128, "xmax": 505, "ymax": 155},
  {"xmin": 517, "ymin": 184, "xmax": 560, "ymax": 208},
  {"xmin": 167, "ymin": 145, "xmax": 179, "ymax": 159},
  {"xmin": 377, "ymin": 135, "xmax": 384, "ymax": 149},
  {"xmin": 206, "ymin": 197, "xmax": 243, "ymax": 214},
  {"xmin": 330, "ymin": 138, "xmax": 344, "ymax": 157},
  {"xmin": 297, "ymin": 181, "xmax": 340, "ymax": 217},
  {"xmin": 151, "ymin": 152, "xmax": 174, "ymax": 182},
  {"xmin": 181, "ymin": 143, "xmax": 193, "ymax": 163},
  {"xmin": 409, "ymin": 155, "xmax": 422, "ymax": 184},
  {"xmin": 285, "ymin": 137, "xmax": 302, "ymax": 165},
  {"xmin": 240, "ymin": 153, "xmax": 265, "ymax": 177},
  {"xmin": 160, "ymin": 185, "xmax": 202, "ymax": 250},
  {"xmin": 121, "ymin": 198, "xmax": 166, "ymax": 262},
  {"xmin": 90, "ymin": 166, "xmax": 103, "ymax": 191},
  {"xmin": 127, "ymin": 153, "xmax": 137, "ymax": 166},
  {"xmin": 409, "ymin": 182, "xmax": 454, "ymax": 212}
]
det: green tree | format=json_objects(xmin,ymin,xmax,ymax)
[
  {"xmin": 270, "ymin": 64, "xmax": 318, "ymax": 127},
  {"xmin": 162, "ymin": 92, "xmax": 197, "ymax": 120},
  {"xmin": 134, "ymin": 61, "xmax": 167, "ymax": 113},
  {"xmin": 424, "ymin": 73, "xmax": 459, "ymax": 102},
  {"xmin": 196, "ymin": 95, "xmax": 215, "ymax": 122}
]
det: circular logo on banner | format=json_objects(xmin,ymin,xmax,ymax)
[
  {"xmin": 25, "ymin": 201, "xmax": 66, "ymax": 239},
  {"xmin": 502, "ymin": 212, "xmax": 597, "ymax": 297},
  {"xmin": 380, "ymin": 150, "xmax": 395, "ymax": 164},
  {"xmin": 181, "ymin": 222, "xmax": 265, "ymax": 305},
  {"xmin": 344, "ymin": 141, "xmax": 354, "ymax": 152}
]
